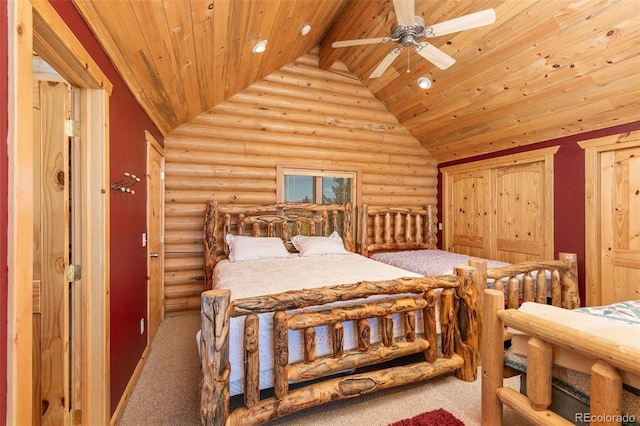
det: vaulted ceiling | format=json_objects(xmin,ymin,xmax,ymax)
[{"xmin": 73, "ymin": 0, "xmax": 640, "ymax": 162}]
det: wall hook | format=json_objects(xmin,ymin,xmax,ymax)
[{"xmin": 111, "ymin": 172, "xmax": 140, "ymax": 194}]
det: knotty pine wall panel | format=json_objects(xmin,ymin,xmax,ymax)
[{"xmin": 163, "ymin": 52, "xmax": 438, "ymax": 313}]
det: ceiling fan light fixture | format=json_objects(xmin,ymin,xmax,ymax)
[
  {"xmin": 417, "ymin": 77, "xmax": 432, "ymax": 89},
  {"xmin": 300, "ymin": 24, "xmax": 312, "ymax": 36},
  {"xmin": 252, "ymin": 40, "xmax": 268, "ymax": 53}
]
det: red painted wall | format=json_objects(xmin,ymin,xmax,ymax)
[
  {"xmin": 0, "ymin": 0, "xmax": 162, "ymax": 418},
  {"xmin": 437, "ymin": 121, "xmax": 640, "ymax": 306},
  {"xmin": 45, "ymin": 1, "xmax": 163, "ymax": 416},
  {"xmin": 1, "ymin": 0, "xmax": 9, "ymax": 422}
]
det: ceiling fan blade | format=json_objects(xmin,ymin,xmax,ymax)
[
  {"xmin": 393, "ymin": 0, "xmax": 416, "ymax": 27},
  {"xmin": 369, "ymin": 48, "xmax": 402, "ymax": 78},
  {"xmin": 332, "ymin": 37, "xmax": 389, "ymax": 48},
  {"xmin": 415, "ymin": 43, "xmax": 456, "ymax": 70},
  {"xmin": 426, "ymin": 9, "xmax": 496, "ymax": 38}
]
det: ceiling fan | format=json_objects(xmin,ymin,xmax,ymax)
[{"xmin": 332, "ymin": 0, "xmax": 496, "ymax": 78}]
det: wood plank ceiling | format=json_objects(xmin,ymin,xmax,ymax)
[{"xmin": 73, "ymin": 0, "xmax": 640, "ymax": 163}]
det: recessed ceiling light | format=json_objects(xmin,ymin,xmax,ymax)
[
  {"xmin": 301, "ymin": 24, "xmax": 311, "ymax": 36},
  {"xmin": 417, "ymin": 77, "xmax": 432, "ymax": 89},
  {"xmin": 252, "ymin": 40, "xmax": 268, "ymax": 53}
]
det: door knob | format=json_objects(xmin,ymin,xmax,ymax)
[{"xmin": 150, "ymin": 253, "xmax": 160, "ymax": 258}]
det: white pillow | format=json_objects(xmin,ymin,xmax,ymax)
[
  {"xmin": 291, "ymin": 231, "xmax": 348, "ymax": 256},
  {"xmin": 225, "ymin": 234, "xmax": 290, "ymax": 262}
]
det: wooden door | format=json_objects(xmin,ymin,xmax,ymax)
[
  {"xmin": 494, "ymin": 161, "xmax": 549, "ymax": 263},
  {"xmin": 146, "ymin": 131, "xmax": 165, "ymax": 343},
  {"xmin": 445, "ymin": 170, "xmax": 491, "ymax": 257},
  {"xmin": 441, "ymin": 147, "xmax": 557, "ymax": 262},
  {"xmin": 581, "ymin": 130, "xmax": 640, "ymax": 305},
  {"xmin": 32, "ymin": 79, "xmax": 71, "ymax": 425}
]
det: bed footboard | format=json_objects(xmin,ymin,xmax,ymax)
[
  {"xmin": 201, "ymin": 267, "xmax": 479, "ymax": 425},
  {"xmin": 482, "ymin": 252, "xmax": 579, "ymax": 310},
  {"xmin": 482, "ymin": 289, "xmax": 640, "ymax": 426}
]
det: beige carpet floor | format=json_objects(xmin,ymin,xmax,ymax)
[{"xmin": 117, "ymin": 313, "xmax": 532, "ymax": 426}]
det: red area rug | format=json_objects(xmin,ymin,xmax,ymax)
[{"xmin": 389, "ymin": 408, "xmax": 465, "ymax": 426}]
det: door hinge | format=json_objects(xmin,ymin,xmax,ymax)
[
  {"xmin": 65, "ymin": 264, "xmax": 82, "ymax": 282},
  {"xmin": 160, "ymin": 171, "xmax": 165, "ymax": 180},
  {"xmin": 65, "ymin": 119, "xmax": 81, "ymax": 137}
]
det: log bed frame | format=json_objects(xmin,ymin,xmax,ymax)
[
  {"xmin": 200, "ymin": 201, "xmax": 480, "ymax": 425},
  {"xmin": 482, "ymin": 289, "xmax": 640, "ymax": 425},
  {"xmin": 200, "ymin": 201, "xmax": 581, "ymax": 425},
  {"xmin": 358, "ymin": 204, "xmax": 580, "ymax": 311}
]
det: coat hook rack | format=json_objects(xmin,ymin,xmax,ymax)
[{"xmin": 111, "ymin": 172, "xmax": 140, "ymax": 194}]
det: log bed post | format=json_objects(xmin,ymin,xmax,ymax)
[
  {"xmin": 558, "ymin": 252, "xmax": 579, "ymax": 308},
  {"xmin": 203, "ymin": 201, "xmax": 219, "ymax": 290},
  {"xmin": 453, "ymin": 265, "xmax": 479, "ymax": 381},
  {"xmin": 201, "ymin": 289, "xmax": 231, "ymax": 426},
  {"xmin": 426, "ymin": 204, "xmax": 437, "ymax": 249},
  {"xmin": 482, "ymin": 289, "xmax": 505, "ymax": 425}
]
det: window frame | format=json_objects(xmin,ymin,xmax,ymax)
[{"xmin": 276, "ymin": 163, "xmax": 361, "ymax": 206}]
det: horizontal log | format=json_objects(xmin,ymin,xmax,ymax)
[
  {"xmin": 166, "ymin": 178, "xmax": 276, "ymax": 192},
  {"xmin": 248, "ymin": 80, "xmax": 388, "ymax": 111},
  {"xmin": 215, "ymin": 101, "xmax": 407, "ymax": 134},
  {"xmin": 164, "ymin": 217, "xmax": 203, "ymax": 231},
  {"xmin": 230, "ymin": 276, "xmax": 459, "ymax": 316},
  {"xmin": 495, "ymin": 387, "xmax": 573, "ymax": 426},
  {"xmin": 287, "ymin": 296, "xmax": 427, "ymax": 330},
  {"xmin": 279, "ymin": 60, "xmax": 363, "ymax": 86},
  {"xmin": 164, "ymin": 243, "xmax": 203, "ymax": 255},
  {"xmin": 264, "ymin": 69, "xmax": 379, "ymax": 100},
  {"xmin": 363, "ymin": 174, "xmax": 438, "ymax": 186},
  {"xmin": 227, "ymin": 356, "xmax": 464, "ymax": 425},
  {"xmin": 361, "ymin": 195, "xmax": 438, "ymax": 208},
  {"xmin": 167, "ymin": 139, "xmax": 432, "ymax": 167},
  {"xmin": 164, "ymin": 255, "xmax": 202, "ymax": 270},
  {"xmin": 166, "ymin": 162, "xmax": 275, "ymax": 180},
  {"xmin": 365, "ymin": 242, "xmax": 432, "ymax": 253},
  {"xmin": 288, "ymin": 339, "xmax": 430, "ymax": 383},
  {"xmin": 498, "ymin": 309, "xmax": 640, "ymax": 376},
  {"xmin": 164, "ymin": 283, "xmax": 204, "ymax": 299},
  {"xmin": 230, "ymin": 90, "xmax": 400, "ymax": 124},
  {"xmin": 486, "ymin": 261, "xmax": 567, "ymax": 279},
  {"xmin": 165, "ymin": 190, "xmax": 275, "ymax": 205},
  {"xmin": 362, "ymin": 187, "xmax": 436, "ymax": 200},
  {"xmin": 164, "ymin": 296, "xmax": 201, "ymax": 313},
  {"xmin": 186, "ymin": 113, "xmax": 422, "ymax": 153},
  {"xmin": 165, "ymin": 203, "xmax": 206, "ymax": 217}
]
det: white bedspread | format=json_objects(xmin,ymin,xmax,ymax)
[
  {"xmin": 210, "ymin": 253, "xmax": 437, "ymax": 395},
  {"xmin": 509, "ymin": 301, "xmax": 640, "ymax": 388}
]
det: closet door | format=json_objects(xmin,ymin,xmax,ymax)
[
  {"xmin": 441, "ymin": 147, "xmax": 557, "ymax": 262},
  {"xmin": 446, "ymin": 170, "xmax": 491, "ymax": 257},
  {"xmin": 581, "ymin": 131, "xmax": 640, "ymax": 305},
  {"xmin": 494, "ymin": 161, "xmax": 550, "ymax": 263}
]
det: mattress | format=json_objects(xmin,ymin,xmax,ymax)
[
  {"xmin": 208, "ymin": 253, "xmax": 446, "ymax": 396},
  {"xmin": 509, "ymin": 301, "xmax": 640, "ymax": 388},
  {"xmin": 371, "ymin": 249, "xmax": 509, "ymax": 277},
  {"xmin": 371, "ymin": 249, "xmax": 555, "ymax": 300}
]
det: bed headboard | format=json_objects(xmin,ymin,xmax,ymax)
[
  {"xmin": 358, "ymin": 204, "xmax": 438, "ymax": 257},
  {"xmin": 204, "ymin": 201, "xmax": 354, "ymax": 289}
]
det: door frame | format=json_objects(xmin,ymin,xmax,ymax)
[
  {"xmin": 579, "ymin": 130, "xmax": 640, "ymax": 306},
  {"xmin": 7, "ymin": 2, "xmax": 112, "ymax": 424},
  {"xmin": 146, "ymin": 130, "xmax": 165, "ymax": 344}
]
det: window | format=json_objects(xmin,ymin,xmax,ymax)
[{"xmin": 277, "ymin": 165, "xmax": 359, "ymax": 205}]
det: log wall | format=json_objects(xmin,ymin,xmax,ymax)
[{"xmin": 163, "ymin": 51, "xmax": 438, "ymax": 313}]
